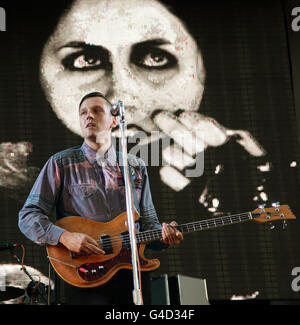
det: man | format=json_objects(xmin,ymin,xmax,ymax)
[{"xmin": 18, "ymin": 91, "xmax": 183, "ymax": 305}]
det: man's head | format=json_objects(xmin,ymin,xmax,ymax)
[
  {"xmin": 79, "ymin": 91, "xmax": 117, "ymax": 146},
  {"xmin": 78, "ymin": 91, "xmax": 112, "ymax": 111}
]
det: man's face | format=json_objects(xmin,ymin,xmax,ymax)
[
  {"xmin": 40, "ymin": 0, "xmax": 205, "ymax": 137},
  {"xmin": 79, "ymin": 96, "xmax": 116, "ymax": 142}
]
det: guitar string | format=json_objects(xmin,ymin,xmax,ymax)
[
  {"xmin": 98, "ymin": 211, "xmax": 284, "ymax": 250},
  {"xmin": 97, "ymin": 212, "xmax": 258, "ymax": 249},
  {"xmin": 96, "ymin": 212, "xmax": 262, "ymax": 250}
]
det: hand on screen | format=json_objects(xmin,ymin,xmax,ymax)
[
  {"xmin": 153, "ymin": 110, "xmax": 266, "ymax": 191},
  {"xmin": 113, "ymin": 109, "xmax": 266, "ymax": 192}
]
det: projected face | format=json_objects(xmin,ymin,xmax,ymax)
[
  {"xmin": 40, "ymin": 0, "xmax": 205, "ymax": 137},
  {"xmin": 39, "ymin": 0, "xmax": 265, "ymax": 199}
]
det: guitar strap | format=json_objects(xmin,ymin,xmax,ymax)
[{"xmin": 116, "ymin": 151, "xmax": 140, "ymax": 215}]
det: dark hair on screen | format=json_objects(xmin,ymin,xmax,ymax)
[{"xmin": 79, "ymin": 91, "xmax": 113, "ymax": 110}]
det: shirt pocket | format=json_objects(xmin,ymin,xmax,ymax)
[{"xmin": 68, "ymin": 183, "xmax": 98, "ymax": 199}]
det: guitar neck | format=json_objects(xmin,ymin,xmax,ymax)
[{"xmin": 136, "ymin": 211, "xmax": 256, "ymax": 244}]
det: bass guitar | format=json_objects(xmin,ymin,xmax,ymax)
[{"xmin": 46, "ymin": 204, "xmax": 295, "ymax": 288}]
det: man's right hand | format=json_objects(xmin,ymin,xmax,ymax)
[{"xmin": 59, "ymin": 231, "xmax": 105, "ymax": 255}]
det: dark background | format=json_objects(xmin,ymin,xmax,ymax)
[{"xmin": 0, "ymin": 0, "xmax": 299, "ymax": 303}]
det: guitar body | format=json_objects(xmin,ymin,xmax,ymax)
[{"xmin": 46, "ymin": 212, "xmax": 160, "ymax": 288}]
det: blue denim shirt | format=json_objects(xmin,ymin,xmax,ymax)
[{"xmin": 18, "ymin": 142, "xmax": 164, "ymax": 249}]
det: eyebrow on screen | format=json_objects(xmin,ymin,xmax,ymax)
[
  {"xmin": 56, "ymin": 39, "xmax": 172, "ymax": 52},
  {"xmin": 56, "ymin": 41, "xmax": 105, "ymax": 52}
]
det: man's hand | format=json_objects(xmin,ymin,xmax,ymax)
[
  {"xmin": 59, "ymin": 231, "xmax": 105, "ymax": 255},
  {"xmin": 161, "ymin": 221, "xmax": 183, "ymax": 246}
]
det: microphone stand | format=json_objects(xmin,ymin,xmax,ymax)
[
  {"xmin": 9, "ymin": 247, "xmax": 49, "ymax": 304},
  {"xmin": 117, "ymin": 101, "xmax": 142, "ymax": 305}
]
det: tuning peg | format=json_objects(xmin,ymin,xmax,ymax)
[
  {"xmin": 282, "ymin": 220, "xmax": 287, "ymax": 230},
  {"xmin": 269, "ymin": 222, "xmax": 275, "ymax": 230},
  {"xmin": 258, "ymin": 204, "xmax": 266, "ymax": 211},
  {"xmin": 272, "ymin": 202, "xmax": 280, "ymax": 207}
]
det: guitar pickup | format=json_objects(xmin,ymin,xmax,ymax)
[
  {"xmin": 99, "ymin": 234, "xmax": 113, "ymax": 254},
  {"xmin": 120, "ymin": 232, "xmax": 131, "ymax": 250}
]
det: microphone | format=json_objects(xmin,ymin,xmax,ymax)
[
  {"xmin": 111, "ymin": 100, "xmax": 122, "ymax": 116},
  {"xmin": 0, "ymin": 242, "xmax": 19, "ymax": 251}
]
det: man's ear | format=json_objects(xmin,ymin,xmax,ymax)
[{"xmin": 111, "ymin": 116, "xmax": 117, "ymax": 129}]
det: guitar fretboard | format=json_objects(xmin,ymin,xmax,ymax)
[{"xmin": 136, "ymin": 212, "xmax": 255, "ymax": 244}]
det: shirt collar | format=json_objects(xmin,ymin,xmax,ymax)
[{"xmin": 81, "ymin": 141, "xmax": 117, "ymax": 166}]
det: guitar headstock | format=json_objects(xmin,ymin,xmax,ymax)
[{"xmin": 252, "ymin": 204, "xmax": 296, "ymax": 223}]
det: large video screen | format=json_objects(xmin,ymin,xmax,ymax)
[{"xmin": 0, "ymin": 0, "xmax": 299, "ymax": 303}]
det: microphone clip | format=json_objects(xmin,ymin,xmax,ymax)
[{"xmin": 111, "ymin": 100, "xmax": 122, "ymax": 116}]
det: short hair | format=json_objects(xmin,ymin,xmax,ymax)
[{"xmin": 79, "ymin": 91, "xmax": 112, "ymax": 110}]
